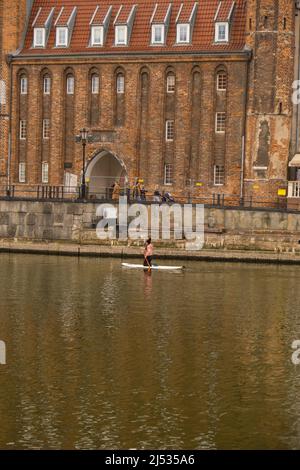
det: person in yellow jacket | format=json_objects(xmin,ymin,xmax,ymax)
[{"xmin": 112, "ymin": 181, "xmax": 120, "ymax": 201}]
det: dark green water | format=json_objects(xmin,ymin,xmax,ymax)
[{"xmin": 0, "ymin": 253, "xmax": 300, "ymax": 450}]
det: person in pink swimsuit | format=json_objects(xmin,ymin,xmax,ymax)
[{"xmin": 144, "ymin": 238, "xmax": 154, "ymax": 267}]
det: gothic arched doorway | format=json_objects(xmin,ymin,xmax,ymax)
[{"xmin": 85, "ymin": 150, "xmax": 128, "ymax": 198}]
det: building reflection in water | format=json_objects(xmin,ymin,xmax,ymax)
[{"xmin": 1, "ymin": 255, "xmax": 300, "ymax": 449}]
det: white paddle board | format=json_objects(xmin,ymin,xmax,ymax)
[{"xmin": 122, "ymin": 263, "xmax": 183, "ymax": 271}]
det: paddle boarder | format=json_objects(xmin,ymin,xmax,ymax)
[{"xmin": 144, "ymin": 238, "xmax": 153, "ymax": 268}]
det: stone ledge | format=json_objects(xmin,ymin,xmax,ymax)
[{"xmin": 1, "ymin": 240, "xmax": 300, "ymax": 265}]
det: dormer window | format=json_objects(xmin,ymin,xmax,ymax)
[
  {"xmin": 91, "ymin": 26, "xmax": 104, "ymax": 46},
  {"xmin": 176, "ymin": 24, "xmax": 190, "ymax": 44},
  {"xmin": 215, "ymin": 22, "xmax": 229, "ymax": 42},
  {"xmin": 115, "ymin": 25, "xmax": 127, "ymax": 46},
  {"xmin": 151, "ymin": 24, "xmax": 165, "ymax": 44},
  {"xmin": 32, "ymin": 7, "xmax": 55, "ymax": 48},
  {"xmin": 56, "ymin": 27, "xmax": 68, "ymax": 47},
  {"xmin": 54, "ymin": 6, "xmax": 77, "ymax": 48},
  {"xmin": 150, "ymin": 3, "xmax": 172, "ymax": 47},
  {"xmin": 34, "ymin": 28, "xmax": 45, "ymax": 47}
]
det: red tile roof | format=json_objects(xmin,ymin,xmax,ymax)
[
  {"xmin": 20, "ymin": 0, "xmax": 247, "ymax": 56},
  {"xmin": 32, "ymin": 7, "xmax": 53, "ymax": 27},
  {"xmin": 91, "ymin": 5, "xmax": 112, "ymax": 25},
  {"xmin": 55, "ymin": 6, "xmax": 76, "ymax": 26},
  {"xmin": 114, "ymin": 4, "xmax": 134, "ymax": 24},
  {"xmin": 151, "ymin": 3, "xmax": 172, "ymax": 24},
  {"xmin": 215, "ymin": 0, "xmax": 235, "ymax": 22},
  {"xmin": 176, "ymin": 2, "xmax": 197, "ymax": 23}
]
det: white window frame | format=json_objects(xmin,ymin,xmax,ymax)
[
  {"xmin": 19, "ymin": 120, "xmax": 27, "ymax": 140},
  {"xmin": 166, "ymin": 120, "xmax": 175, "ymax": 142},
  {"xmin": 217, "ymin": 72, "xmax": 227, "ymax": 91},
  {"xmin": 215, "ymin": 22, "xmax": 229, "ymax": 42},
  {"xmin": 33, "ymin": 28, "xmax": 45, "ymax": 47},
  {"xmin": 43, "ymin": 76, "xmax": 51, "ymax": 95},
  {"xmin": 116, "ymin": 74, "xmax": 125, "ymax": 94},
  {"xmin": 164, "ymin": 164, "xmax": 173, "ymax": 186},
  {"xmin": 20, "ymin": 76, "xmax": 28, "ymax": 95},
  {"xmin": 66, "ymin": 76, "xmax": 75, "ymax": 95},
  {"xmin": 91, "ymin": 26, "xmax": 104, "ymax": 46},
  {"xmin": 43, "ymin": 119, "xmax": 50, "ymax": 139},
  {"xmin": 19, "ymin": 162, "xmax": 26, "ymax": 183},
  {"xmin": 42, "ymin": 162, "xmax": 49, "ymax": 184},
  {"xmin": 215, "ymin": 112, "xmax": 226, "ymax": 133},
  {"xmin": 91, "ymin": 74, "xmax": 100, "ymax": 94},
  {"xmin": 151, "ymin": 24, "xmax": 164, "ymax": 44},
  {"xmin": 214, "ymin": 165, "xmax": 225, "ymax": 186},
  {"xmin": 176, "ymin": 23, "xmax": 190, "ymax": 44},
  {"xmin": 115, "ymin": 25, "xmax": 127, "ymax": 46},
  {"xmin": 56, "ymin": 27, "xmax": 68, "ymax": 47},
  {"xmin": 167, "ymin": 74, "xmax": 175, "ymax": 93}
]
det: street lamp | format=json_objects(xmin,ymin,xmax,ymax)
[{"xmin": 79, "ymin": 128, "xmax": 89, "ymax": 199}]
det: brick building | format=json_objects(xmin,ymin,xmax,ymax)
[
  {"xmin": 0, "ymin": 0, "xmax": 31, "ymax": 183},
  {"xmin": 0, "ymin": 0, "xmax": 297, "ymax": 203}
]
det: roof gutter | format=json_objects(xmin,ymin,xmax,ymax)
[{"xmin": 10, "ymin": 49, "xmax": 252, "ymax": 62}]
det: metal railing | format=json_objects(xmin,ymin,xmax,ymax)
[
  {"xmin": 288, "ymin": 181, "xmax": 300, "ymax": 198},
  {"xmin": 0, "ymin": 184, "xmax": 290, "ymax": 211}
]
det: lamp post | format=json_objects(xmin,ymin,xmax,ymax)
[{"xmin": 79, "ymin": 128, "xmax": 88, "ymax": 199}]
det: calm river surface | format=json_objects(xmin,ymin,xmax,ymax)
[{"xmin": 1, "ymin": 253, "xmax": 300, "ymax": 449}]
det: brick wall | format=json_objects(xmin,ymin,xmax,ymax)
[
  {"xmin": 10, "ymin": 56, "xmax": 249, "ymax": 199},
  {"xmin": 0, "ymin": 0, "xmax": 29, "ymax": 182},
  {"xmin": 244, "ymin": 0, "xmax": 295, "ymax": 200}
]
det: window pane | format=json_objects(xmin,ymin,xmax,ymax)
[
  {"xmin": 214, "ymin": 165, "xmax": 225, "ymax": 186},
  {"xmin": 167, "ymin": 74, "xmax": 175, "ymax": 93},
  {"xmin": 20, "ymin": 77, "xmax": 28, "ymax": 94},
  {"xmin": 166, "ymin": 120, "xmax": 174, "ymax": 141},
  {"xmin": 67, "ymin": 76, "xmax": 74, "ymax": 94},
  {"xmin": 57, "ymin": 28, "xmax": 68, "ymax": 46},
  {"xmin": 43, "ymin": 77, "xmax": 51, "ymax": 94},
  {"xmin": 20, "ymin": 120, "xmax": 27, "ymax": 140},
  {"xmin": 43, "ymin": 119, "xmax": 50, "ymax": 139},
  {"xmin": 0, "ymin": 79, "xmax": 6, "ymax": 105},
  {"xmin": 216, "ymin": 113, "xmax": 226, "ymax": 133},
  {"xmin": 164, "ymin": 164, "xmax": 173, "ymax": 185},
  {"xmin": 42, "ymin": 163, "xmax": 49, "ymax": 184},
  {"xmin": 117, "ymin": 74, "xmax": 125, "ymax": 93},
  {"xmin": 217, "ymin": 73, "xmax": 227, "ymax": 91},
  {"xmin": 19, "ymin": 163, "xmax": 26, "ymax": 183},
  {"xmin": 92, "ymin": 26, "xmax": 103, "ymax": 45},
  {"xmin": 34, "ymin": 28, "xmax": 45, "ymax": 47},
  {"xmin": 180, "ymin": 26, "xmax": 187, "ymax": 41},
  {"xmin": 116, "ymin": 26, "xmax": 127, "ymax": 44},
  {"xmin": 92, "ymin": 75, "xmax": 99, "ymax": 94}
]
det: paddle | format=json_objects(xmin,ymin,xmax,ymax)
[{"xmin": 144, "ymin": 255, "xmax": 152, "ymax": 272}]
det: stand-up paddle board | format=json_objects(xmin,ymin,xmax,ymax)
[{"xmin": 122, "ymin": 263, "xmax": 183, "ymax": 271}]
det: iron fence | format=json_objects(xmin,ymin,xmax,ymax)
[{"xmin": 0, "ymin": 184, "xmax": 290, "ymax": 212}]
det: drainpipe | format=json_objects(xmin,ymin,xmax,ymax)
[
  {"xmin": 240, "ymin": 52, "xmax": 251, "ymax": 202},
  {"xmin": 7, "ymin": 54, "xmax": 13, "ymax": 193}
]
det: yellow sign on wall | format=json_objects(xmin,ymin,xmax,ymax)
[
  {"xmin": 196, "ymin": 182, "xmax": 203, "ymax": 187},
  {"xmin": 278, "ymin": 188, "xmax": 286, "ymax": 196}
]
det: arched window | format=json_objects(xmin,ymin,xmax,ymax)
[
  {"xmin": 43, "ymin": 75, "xmax": 51, "ymax": 95},
  {"xmin": 116, "ymin": 73, "xmax": 125, "ymax": 94},
  {"xmin": 166, "ymin": 72, "xmax": 175, "ymax": 93},
  {"xmin": 91, "ymin": 74, "xmax": 100, "ymax": 94},
  {"xmin": 66, "ymin": 75, "xmax": 75, "ymax": 95},
  {"xmin": 20, "ymin": 75, "xmax": 28, "ymax": 95}
]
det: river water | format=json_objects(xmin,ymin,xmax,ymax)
[{"xmin": 0, "ymin": 253, "xmax": 300, "ymax": 449}]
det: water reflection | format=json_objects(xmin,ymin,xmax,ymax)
[{"xmin": 1, "ymin": 254, "xmax": 300, "ymax": 449}]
